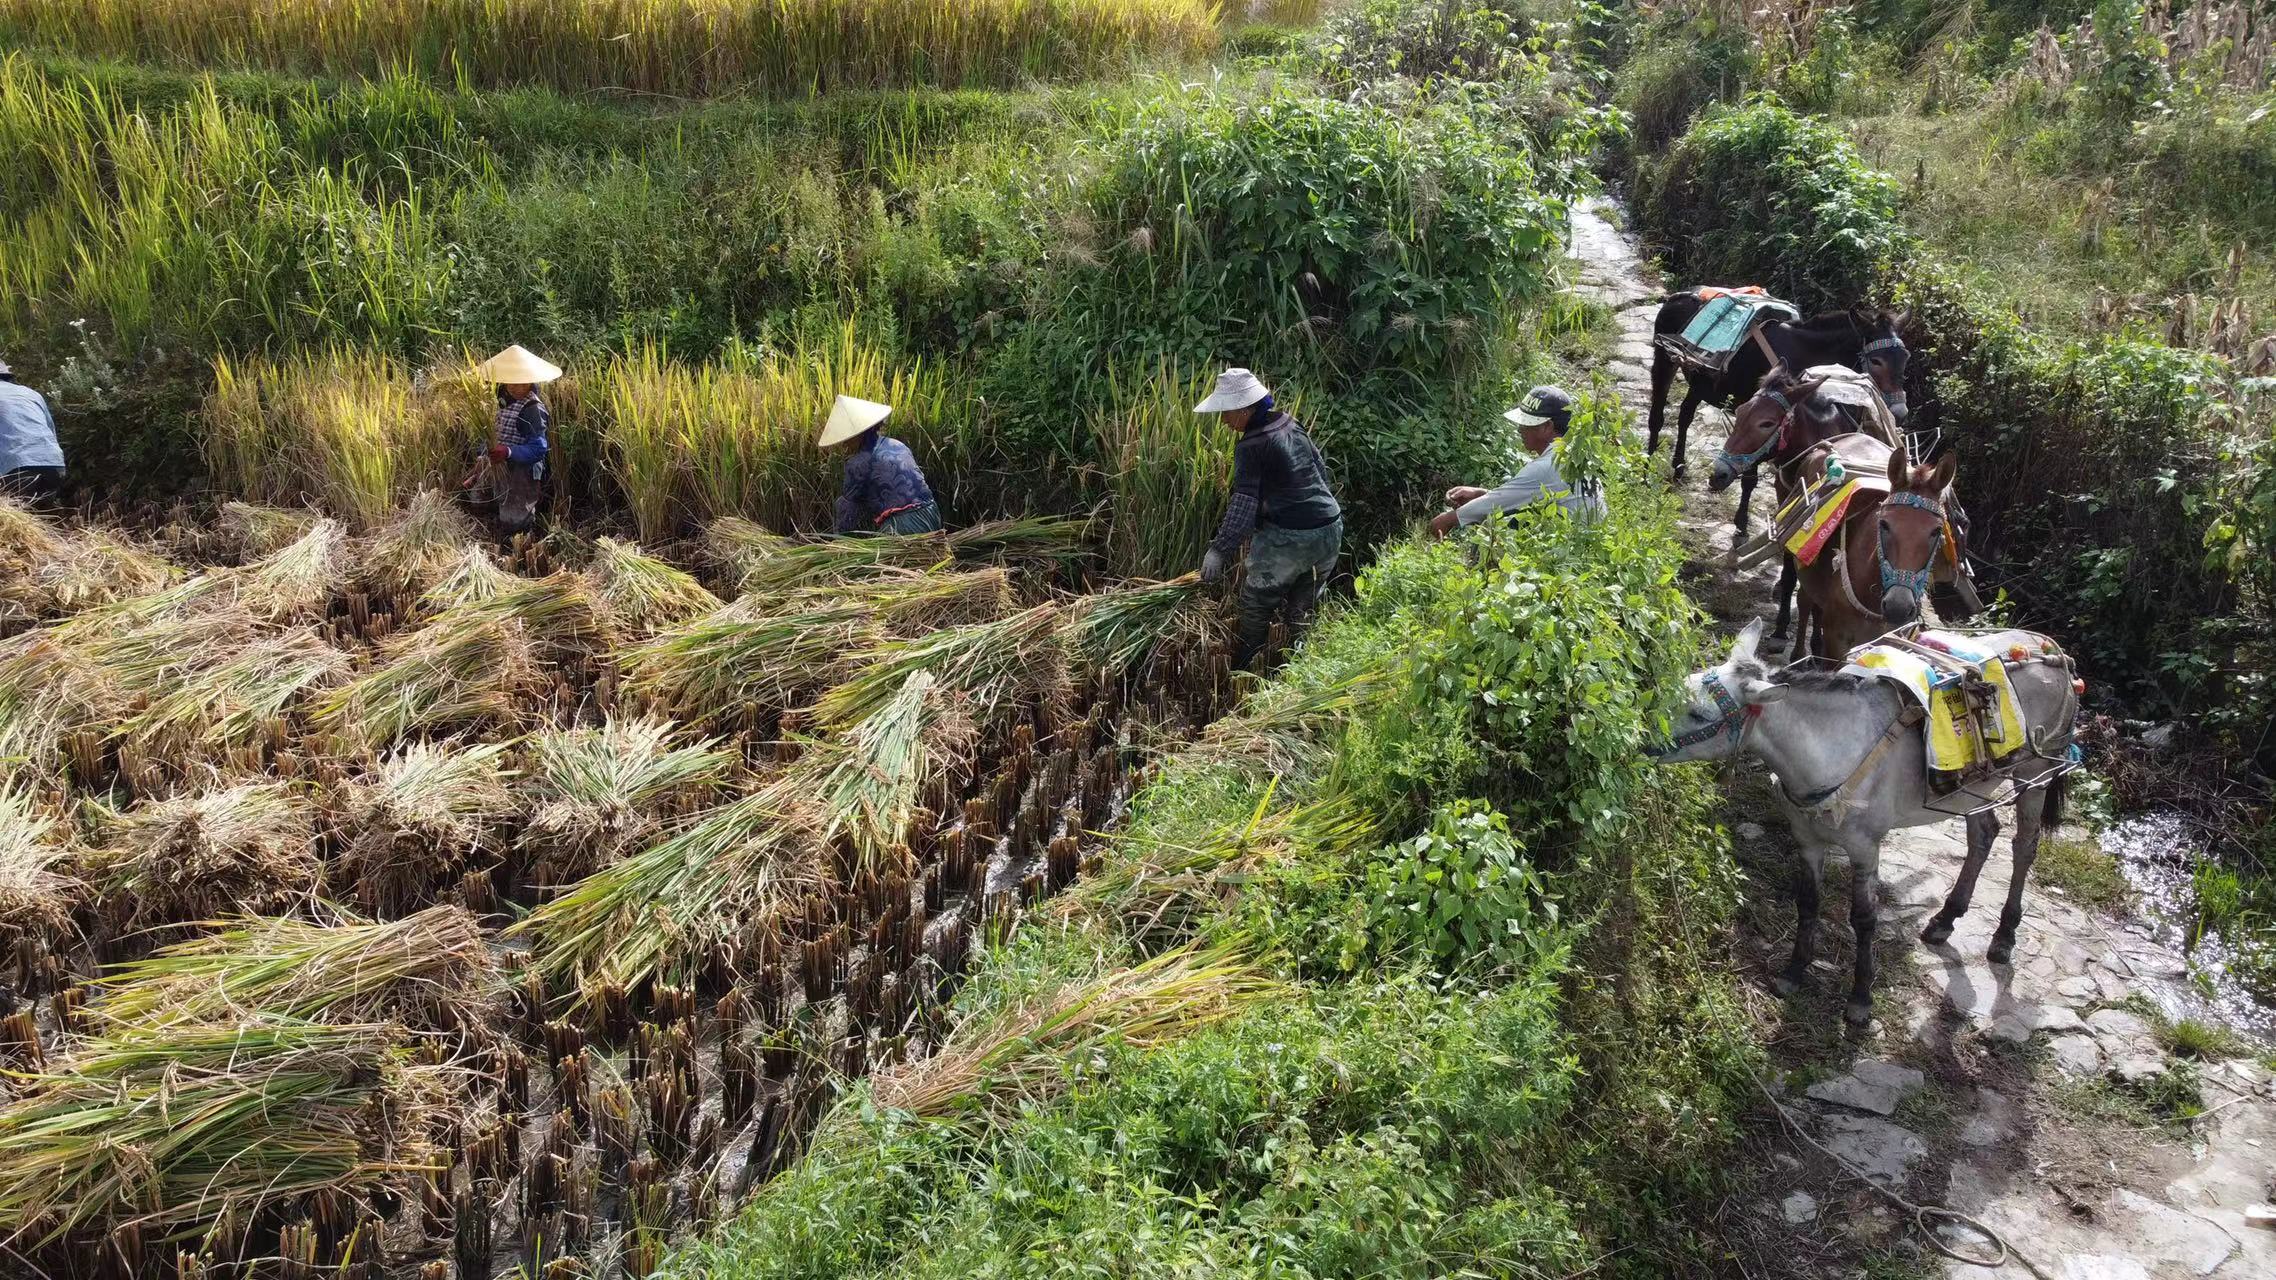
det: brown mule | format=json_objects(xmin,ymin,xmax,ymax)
[{"xmin": 1795, "ymin": 439, "xmax": 1958, "ymax": 659}]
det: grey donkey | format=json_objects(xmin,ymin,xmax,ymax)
[{"xmin": 1650, "ymin": 621, "xmax": 2078, "ymax": 1026}]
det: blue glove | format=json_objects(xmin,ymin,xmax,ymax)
[{"xmin": 1200, "ymin": 549, "xmax": 1226, "ymax": 584}]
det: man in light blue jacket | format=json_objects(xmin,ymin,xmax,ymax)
[
  {"xmin": 0, "ymin": 359, "xmax": 65, "ymax": 504},
  {"xmin": 1430, "ymin": 386, "xmax": 1604, "ymax": 538}
]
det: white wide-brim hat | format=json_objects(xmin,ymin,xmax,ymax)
[
  {"xmin": 474, "ymin": 344, "xmax": 563, "ymax": 384},
  {"xmin": 819, "ymin": 395, "xmax": 893, "ymax": 447},
  {"xmin": 1193, "ymin": 367, "xmax": 1271, "ymax": 414}
]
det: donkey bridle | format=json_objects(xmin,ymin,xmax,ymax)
[{"xmin": 1667, "ymin": 670, "xmax": 1759, "ymax": 752}]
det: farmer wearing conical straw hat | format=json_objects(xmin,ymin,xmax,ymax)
[
  {"xmin": 1194, "ymin": 368, "xmax": 1342, "ymax": 669},
  {"xmin": 819, "ymin": 395, "xmax": 941, "ymax": 536},
  {"xmin": 472, "ymin": 344, "xmax": 560, "ymax": 533}
]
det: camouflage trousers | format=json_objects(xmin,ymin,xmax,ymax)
[{"xmin": 1236, "ymin": 518, "xmax": 1341, "ymax": 667}]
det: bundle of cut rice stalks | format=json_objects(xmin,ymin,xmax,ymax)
[
  {"xmin": 1065, "ymin": 574, "xmax": 1219, "ymax": 674},
  {"xmin": 586, "ymin": 536, "xmax": 720, "ymax": 636},
  {"xmin": 360, "ymin": 488, "xmax": 482, "ymax": 599},
  {"xmin": 115, "ymin": 627, "xmax": 351, "ymax": 765},
  {"xmin": 231, "ymin": 516, "xmax": 351, "ymax": 623},
  {"xmin": 513, "ymin": 781, "xmax": 825, "ymax": 997},
  {"xmin": 0, "ymin": 1017, "xmax": 459, "ymax": 1261},
  {"xmin": 704, "ymin": 513, "xmax": 1091, "ymax": 596},
  {"xmin": 216, "ymin": 500, "xmax": 321, "ymax": 560},
  {"xmin": 807, "ymin": 671, "xmax": 977, "ymax": 875},
  {"xmin": 0, "ymin": 632, "xmax": 118, "ymax": 786},
  {"xmin": 80, "ymin": 782, "xmax": 320, "ymax": 938},
  {"xmin": 89, "ymin": 907, "xmax": 501, "ymax": 1044},
  {"xmin": 336, "ymin": 741, "xmax": 519, "ymax": 918},
  {"xmin": 0, "ymin": 786, "xmax": 80, "ymax": 963},
  {"xmin": 868, "ymin": 944, "xmax": 1278, "ymax": 1125},
  {"xmin": 619, "ymin": 570, "xmax": 1004, "ymax": 726},
  {"xmin": 812, "ymin": 601, "xmax": 1067, "ymax": 733},
  {"xmin": 418, "ymin": 544, "xmax": 520, "ymax": 613},
  {"xmin": 312, "ymin": 575, "xmax": 602, "ymax": 748},
  {"xmin": 521, "ymin": 718, "xmax": 735, "ymax": 890},
  {"xmin": 0, "ymin": 499, "xmax": 179, "ymax": 625}
]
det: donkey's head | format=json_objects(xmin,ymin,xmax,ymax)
[
  {"xmin": 1875, "ymin": 441, "xmax": 1958, "ymax": 628},
  {"xmin": 1857, "ymin": 308, "xmax": 1912, "ymax": 425},
  {"xmin": 1712, "ymin": 364, "xmax": 1828, "ymax": 493},
  {"xmin": 1649, "ymin": 619, "xmax": 1790, "ymax": 762}
]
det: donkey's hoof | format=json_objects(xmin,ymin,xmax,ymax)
[
  {"xmin": 1919, "ymin": 918, "xmax": 1955, "ymax": 946},
  {"xmin": 1842, "ymin": 998, "xmax": 1875, "ymax": 1028},
  {"xmin": 1986, "ymin": 935, "xmax": 2016, "ymax": 965}
]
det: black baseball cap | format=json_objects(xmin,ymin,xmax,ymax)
[{"xmin": 1504, "ymin": 385, "xmax": 1573, "ymax": 432}]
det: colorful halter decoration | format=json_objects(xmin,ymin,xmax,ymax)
[
  {"xmin": 1876, "ymin": 489, "xmax": 1946, "ymax": 600},
  {"xmin": 1713, "ymin": 386, "xmax": 1792, "ymax": 477},
  {"xmin": 1662, "ymin": 670, "xmax": 1760, "ymax": 753}
]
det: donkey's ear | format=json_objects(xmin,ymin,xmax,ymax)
[
  {"xmin": 1730, "ymin": 618, "xmax": 1766, "ymax": 667},
  {"xmin": 1748, "ymin": 682, "xmax": 1791, "ymax": 706},
  {"xmin": 1890, "ymin": 309, "xmax": 1911, "ymax": 330},
  {"xmin": 1886, "ymin": 441, "xmax": 1911, "ymax": 487},
  {"xmin": 1929, "ymin": 452, "xmax": 1958, "ymax": 493}
]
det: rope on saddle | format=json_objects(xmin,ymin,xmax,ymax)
[{"xmin": 1782, "ymin": 702, "xmax": 1925, "ymax": 825}]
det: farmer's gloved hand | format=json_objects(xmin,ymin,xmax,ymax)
[
  {"xmin": 1200, "ymin": 549, "xmax": 1226, "ymax": 584},
  {"xmin": 486, "ymin": 444, "xmax": 509, "ymax": 463}
]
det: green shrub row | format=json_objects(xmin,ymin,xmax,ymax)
[{"xmin": 669, "ymin": 404, "xmax": 1758, "ymax": 1278}]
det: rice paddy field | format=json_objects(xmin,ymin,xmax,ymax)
[{"xmin": 0, "ymin": 493, "xmax": 1238, "ymax": 1278}]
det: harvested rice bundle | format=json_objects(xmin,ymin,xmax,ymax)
[
  {"xmin": 419, "ymin": 544, "xmax": 520, "ymax": 612},
  {"xmin": 1065, "ymin": 790, "xmax": 1377, "ymax": 943},
  {"xmin": 337, "ymin": 741, "xmax": 519, "ymax": 917},
  {"xmin": 0, "ymin": 633, "xmax": 116, "ymax": 784},
  {"xmin": 705, "ymin": 514, "xmax": 1091, "ymax": 595},
  {"xmin": 812, "ymin": 601, "xmax": 1067, "ymax": 733},
  {"xmin": 514, "ymin": 781, "xmax": 825, "ymax": 996},
  {"xmin": 808, "ymin": 671, "xmax": 977, "ymax": 872},
  {"xmin": 216, "ymin": 500, "xmax": 321, "ymax": 559},
  {"xmin": 1065, "ymin": 575, "xmax": 1217, "ymax": 673},
  {"xmin": 870, "ymin": 945, "xmax": 1277, "ymax": 1124},
  {"xmin": 0, "ymin": 787, "xmax": 80, "ymax": 961},
  {"xmin": 116, "ymin": 627, "xmax": 351, "ymax": 759},
  {"xmin": 89, "ymin": 907, "xmax": 500, "ymax": 1041},
  {"xmin": 313, "ymin": 576, "xmax": 600, "ymax": 747},
  {"xmin": 360, "ymin": 489, "xmax": 482, "ymax": 597},
  {"xmin": 0, "ymin": 500, "xmax": 179, "ymax": 623},
  {"xmin": 587, "ymin": 536, "xmax": 719, "ymax": 635},
  {"xmin": 81, "ymin": 782, "xmax": 320, "ymax": 935},
  {"xmin": 0, "ymin": 1017, "xmax": 457, "ymax": 1258},
  {"xmin": 234, "ymin": 517, "xmax": 349, "ymax": 621},
  {"xmin": 1183, "ymin": 668, "xmax": 1392, "ymax": 776},
  {"xmin": 521, "ymin": 718, "xmax": 734, "ymax": 888}
]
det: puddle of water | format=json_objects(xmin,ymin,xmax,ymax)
[{"xmin": 2099, "ymin": 813, "xmax": 2276, "ymax": 1039}]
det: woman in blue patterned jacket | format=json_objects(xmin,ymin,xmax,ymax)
[
  {"xmin": 819, "ymin": 395, "xmax": 942, "ymax": 536},
  {"xmin": 473, "ymin": 344, "xmax": 559, "ymax": 533}
]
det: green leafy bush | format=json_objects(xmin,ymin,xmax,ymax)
[
  {"xmin": 1363, "ymin": 800, "xmax": 1555, "ymax": 974},
  {"xmin": 1634, "ymin": 94, "xmax": 1910, "ymax": 308}
]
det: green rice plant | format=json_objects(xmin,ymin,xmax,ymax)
[
  {"xmin": 812, "ymin": 601, "xmax": 1068, "ymax": 732},
  {"xmin": 512, "ymin": 780, "xmax": 825, "ymax": 994},
  {"xmin": 0, "ymin": 0, "xmax": 1221, "ymax": 98},
  {"xmin": 0, "ymin": 784, "xmax": 78, "ymax": 957},
  {"xmin": 88, "ymin": 906, "xmax": 500, "ymax": 1039},
  {"xmin": 521, "ymin": 717, "xmax": 735, "ymax": 884},
  {"xmin": 0, "ymin": 1017, "xmax": 454, "ymax": 1253},
  {"xmin": 80, "ymin": 781, "xmax": 320, "ymax": 933},
  {"xmin": 1089, "ymin": 361, "xmax": 1233, "ymax": 578},
  {"xmin": 586, "ymin": 536, "xmax": 721, "ymax": 635},
  {"xmin": 868, "ymin": 943, "xmax": 1280, "ymax": 1124},
  {"xmin": 116, "ymin": 627, "xmax": 351, "ymax": 758},
  {"xmin": 1065, "ymin": 574, "xmax": 1215, "ymax": 672},
  {"xmin": 807, "ymin": 672, "xmax": 977, "ymax": 872}
]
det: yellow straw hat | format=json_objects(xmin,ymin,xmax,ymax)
[
  {"xmin": 818, "ymin": 395, "xmax": 893, "ymax": 447},
  {"xmin": 474, "ymin": 344, "xmax": 563, "ymax": 385}
]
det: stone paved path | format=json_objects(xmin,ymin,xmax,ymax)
[{"xmin": 1565, "ymin": 198, "xmax": 2276, "ymax": 1280}]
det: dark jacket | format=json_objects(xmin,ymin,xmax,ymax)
[
  {"xmin": 1210, "ymin": 412, "xmax": 1341, "ymax": 556},
  {"xmin": 834, "ymin": 432, "xmax": 936, "ymax": 533}
]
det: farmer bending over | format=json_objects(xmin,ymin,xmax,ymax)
[
  {"xmin": 473, "ymin": 344, "xmax": 558, "ymax": 534},
  {"xmin": 1431, "ymin": 385, "xmax": 1604, "ymax": 538},
  {"xmin": 0, "ymin": 357, "xmax": 66, "ymax": 506},
  {"xmin": 1195, "ymin": 368, "xmax": 1343, "ymax": 669},
  {"xmin": 821, "ymin": 396, "xmax": 942, "ymax": 536}
]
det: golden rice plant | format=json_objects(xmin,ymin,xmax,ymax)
[
  {"xmin": 0, "ymin": 1017, "xmax": 456, "ymax": 1254},
  {"xmin": 869, "ymin": 944, "xmax": 1279, "ymax": 1123},
  {"xmin": 598, "ymin": 323, "xmax": 947, "ymax": 539},
  {"xmin": 80, "ymin": 781, "xmax": 320, "ymax": 934},
  {"xmin": 521, "ymin": 717, "xmax": 735, "ymax": 886},
  {"xmin": 0, "ymin": 0, "xmax": 1221, "ymax": 98},
  {"xmin": 1065, "ymin": 574, "xmax": 1217, "ymax": 673},
  {"xmin": 361, "ymin": 488, "xmax": 482, "ymax": 597},
  {"xmin": 88, "ymin": 906, "xmax": 500, "ymax": 1040},
  {"xmin": 205, "ymin": 350, "xmax": 476, "ymax": 528},
  {"xmin": 1090, "ymin": 361, "xmax": 1237, "ymax": 579},
  {"xmin": 703, "ymin": 513, "xmax": 1093, "ymax": 596},
  {"xmin": 0, "ymin": 632, "xmax": 116, "ymax": 785}
]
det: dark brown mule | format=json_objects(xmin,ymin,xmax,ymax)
[
  {"xmin": 1713, "ymin": 364, "xmax": 1900, "ymax": 649},
  {"xmin": 1645, "ymin": 297, "xmax": 1911, "ymax": 533},
  {"xmin": 1795, "ymin": 439, "xmax": 1957, "ymax": 659}
]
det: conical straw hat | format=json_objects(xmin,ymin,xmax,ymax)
[
  {"xmin": 474, "ymin": 344, "xmax": 562, "ymax": 384},
  {"xmin": 818, "ymin": 395, "xmax": 893, "ymax": 447}
]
